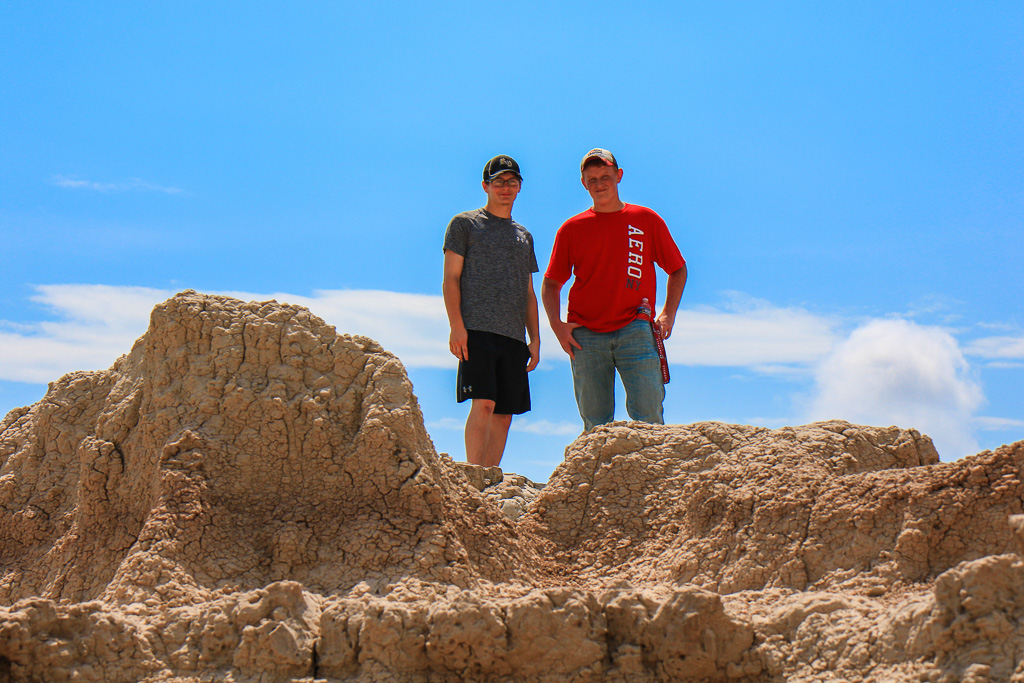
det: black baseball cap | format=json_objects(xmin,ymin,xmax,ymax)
[
  {"xmin": 580, "ymin": 148, "xmax": 617, "ymax": 172},
  {"xmin": 483, "ymin": 155, "xmax": 522, "ymax": 182}
]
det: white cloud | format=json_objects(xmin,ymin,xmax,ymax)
[
  {"xmin": 3, "ymin": 285, "xmax": 1011, "ymax": 461},
  {"xmin": 0, "ymin": 286, "xmax": 457, "ymax": 383},
  {"xmin": 0, "ymin": 287, "xmax": 998, "ymax": 461},
  {"xmin": 429, "ymin": 416, "xmax": 579, "ymax": 438},
  {"xmin": 806, "ymin": 319, "xmax": 984, "ymax": 459},
  {"xmin": 510, "ymin": 418, "xmax": 581, "ymax": 436},
  {"xmin": 965, "ymin": 334, "xmax": 1024, "ymax": 360},
  {"xmin": 2, "ymin": 286, "xmax": 852, "ymax": 387},
  {"xmin": 51, "ymin": 175, "xmax": 183, "ymax": 194},
  {"xmin": 666, "ymin": 294, "xmax": 840, "ymax": 367},
  {"xmin": 31, "ymin": 284, "xmax": 170, "ymax": 329},
  {"xmin": 219, "ymin": 289, "xmax": 455, "ymax": 369},
  {"xmin": 426, "ymin": 417, "xmax": 464, "ymax": 432},
  {"xmin": 0, "ymin": 285, "xmax": 170, "ymax": 383},
  {"xmin": 975, "ymin": 416, "xmax": 1024, "ymax": 431}
]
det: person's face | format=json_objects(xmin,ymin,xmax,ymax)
[
  {"xmin": 482, "ymin": 172, "xmax": 521, "ymax": 206},
  {"xmin": 581, "ymin": 163, "xmax": 623, "ymax": 204}
]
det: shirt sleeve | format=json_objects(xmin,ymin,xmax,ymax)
[
  {"xmin": 442, "ymin": 215, "xmax": 468, "ymax": 256},
  {"xmin": 649, "ymin": 211, "xmax": 686, "ymax": 273},
  {"xmin": 543, "ymin": 223, "xmax": 573, "ymax": 284}
]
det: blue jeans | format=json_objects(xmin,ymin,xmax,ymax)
[{"xmin": 570, "ymin": 320, "xmax": 665, "ymax": 431}]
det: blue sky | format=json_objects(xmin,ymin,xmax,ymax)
[{"xmin": 2, "ymin": 2, "xmax": 1022, "ymax": 483}]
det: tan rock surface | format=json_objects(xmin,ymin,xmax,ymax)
[{"xmin": 0, "ymin": 291, "xmax": 1022, "ymax": 682}]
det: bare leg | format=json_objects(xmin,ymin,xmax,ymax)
[
  {"xmin": 483, "ymin": 413, "xmax": 513, "ymax": 468},
  {"xmin": 465, "ymin": 399, "xmax": 497, "ymax": 465}
]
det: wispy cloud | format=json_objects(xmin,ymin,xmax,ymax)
[
  {"xmin": 426, "ymin": 417, "xmax": 464, "ymax": 432},
  {"xmin": 0, "ymin": 285, "xmax": 171, "ymax": 383},
  {"xmin": 219, "ymin": 289, "xmax": 455, "ymax": 369},
  {"xmin": 51, "ymin": 175, "xmax": 183, "ymax": 194},
  {"xmin": 976, "ymin": 416, "xmax": 1024, "ymax": 431},
  {"xmin": 0, "ymin": 286, "xmax": 849, "ymax": 384},
  {"xmin": 805, "ymin": 319, "xmax": 984, "ymax": 459},
  {"xmin": 1, "ymin": 285, "xmax": 1009, "ymax": 460},
  {"xmin": 426, "ymin": 416, "xmax": 578, "ymax": 437},
  {"xmin": 510, "ymin": 418, "xmax": 581, "ymax": 437},
  {"xmin": 965, "ymin": 334, "xmax": 1024, "ymax": 361},
  {"xmin": 667, "ymin": 293, "xmax": 840, "ymax": 368},
  {"xmin": 0, "ymin": 286, "xmax": 455, "ymax": 382}
]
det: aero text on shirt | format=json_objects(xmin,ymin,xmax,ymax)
[{"xmin": 626, "ymin": 225, "xmax": 644, "ymax": 289}]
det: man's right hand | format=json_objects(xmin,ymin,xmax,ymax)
[
  {"xmin": 553, "ymin": 320, "xmax": 583, "ymax": 359},
  {"xmin": 449, "ymin": 326, "xmax": 469, "ymax": 361}
]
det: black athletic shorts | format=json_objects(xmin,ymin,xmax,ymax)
[{"xmin": 456, "ymin": 329, "xmax": 531, "ymax": 415}]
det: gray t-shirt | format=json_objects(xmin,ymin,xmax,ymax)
[{"xmin": 443, "ymin": 208, "xmax": 539, "ymax": 343}]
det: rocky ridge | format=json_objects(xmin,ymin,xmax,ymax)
[{"xmin": 0, "ymin": 291, "xmax": 1022, "ymax": 682}]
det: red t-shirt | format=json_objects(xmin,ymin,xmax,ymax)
[{"xmin": 545, "ymin": 204, "xmax": 685, "ymax": 333}]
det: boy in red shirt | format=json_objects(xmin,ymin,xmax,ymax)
[{"xmin": 542, "ymin": 149, "xmax": 687, "ymax": 430}]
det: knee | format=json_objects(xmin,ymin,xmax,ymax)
[{"xmin": 470, "ymin": 399, "xmax": 496, "ymax": 417}]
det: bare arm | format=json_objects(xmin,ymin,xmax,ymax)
[
  {"xmin": 656, "ymin": 263, "xmax": 688, "ymax": 339},
  {"xmin": 525, "ymin": 276, "xmax": 540, "ymax": 371},
  {"xmin": 541, "ymin": 276, "xmax": 582, "ymax": 359},
  {"xmin": 442, "ymin": 250, "xmax": 468, "ymax": 361}
]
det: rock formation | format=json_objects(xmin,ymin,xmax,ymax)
[{"xmin": 0, "ymin": 291, "xmax": 1022, "ymax": 682}]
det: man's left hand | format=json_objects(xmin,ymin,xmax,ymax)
[
  {"xmin": 656, "ymin": 312, "xmax": 676, "ymax": 339},
  {"xmin": 526, "ymin": 339, "xmax": 540, "ymax": 372}
]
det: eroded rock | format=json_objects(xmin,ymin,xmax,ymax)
[
  {"xmin": 0, "ymin": 291, "xmax": 1022, "ymax": 682},
  {"xmin": 455, "ymin": 462, "xmax": 544, "ymax": 521}
]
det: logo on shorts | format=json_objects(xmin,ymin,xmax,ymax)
[{"xmin": 462, "ymin": 385, "xmax": 473, "ymax": 394}]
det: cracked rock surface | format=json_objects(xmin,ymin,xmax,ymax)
[{"xmin": 1, "ymin": 291, "xmax": 1022, "ymax": 682}]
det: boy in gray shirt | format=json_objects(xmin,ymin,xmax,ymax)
[{"xmin": 442, "ymin": 155, "xmax": 540, "ymax": 467}]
